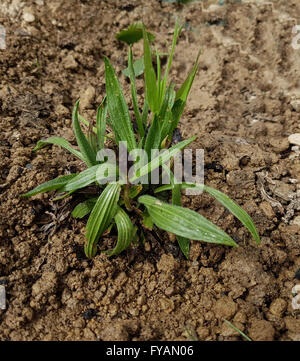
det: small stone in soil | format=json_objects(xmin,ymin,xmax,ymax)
[
  {"xmin": 23, "ymin": 12, "xmax": 35, "ymax": 23},
  {"xmin": 288, "ymin": 133, "xmax": 300, "ymax": 146},
  {"xmin": 0, "ymin": 285, "xmax": 6, "ymax": 310},
  {"xmin": 290, "ymin": 99, "xmax": 300, "ymax": 112},
  {"xmin": 82, "ymin": 308, "xmax": 98, "ymax": 320}
]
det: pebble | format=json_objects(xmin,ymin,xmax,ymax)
[
  {"xmin": 269, "ymin": 298, "xmax": 287, "ymax": 317},
  {"xmin": 291, "ymin": 99, "xmax": 300, "ymax": 112},
  {"xmin": 55, "ymin": 104, "xmax": 69, "ymax": 117},
  {"xmin": 214, "ymin": 296, "xmax": 237, "ymax": 319},
  {"xmin": 248, "ymin": 320, "xmax": 275, "ymax": 341},
  {"xmin": 0, "ymin": 285, "xmax": 6, "ymax": 310},
  {"xmin": 25, "ymin": 163, "xmax": 34, "ymax": 170},
  {"xmin": 23, "ymin": 12, "xmax": 35, "ymax": 23},
  {"xmin": 259, "ymin": 201, "xmax": 275, "ymax": 219},
  {"xmin": 292, "ymin": 216, "xmax": 300, "ymax": 227},
  {"xmin": 288, "ymin": 133, "xmax": 300, "ymax": 146},
  {"xmin": 83, "ymin": 327, "xmax": 96, "ymax": 340},
  {"xmin": 63, "ymin": 53, "xmax": 78, "ymax": 70},
  {"xmin": 159, "ymin": 298, "xmax": 175, "ymax": 313},
  {"xmin": 80, "ymin": 86, "xmax": 96, "ymax": 109},
  {"xmin": 269, "ymin": 137, "xmax": 289, "ymax": 153},
  {"xmin": 165, "ymin": 286, "xmax": 175, "ymax": 296},
  {"xmin": 197, "ymin": 326, "xmax": 210, "ymax": 340}
]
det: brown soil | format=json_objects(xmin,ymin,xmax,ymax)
[{"xmin": 0, "ymin": 0, "xmax": 300, "ymax": 341}]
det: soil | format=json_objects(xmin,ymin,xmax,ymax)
[{"xmin": 0, "ymin": 0, "xmax": 300, "ymax": 341}]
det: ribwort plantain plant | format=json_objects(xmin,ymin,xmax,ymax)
[{"xmin": 22, "ymin": 22, "xmax": 260, "ymax": 259}]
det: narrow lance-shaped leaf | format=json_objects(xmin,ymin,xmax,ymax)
[
  {"xmin": 160, "ymin": 20, "xmax": 182, "ymax": 102},
  {"xmin": 96, "ymin": 97, "xmax": 108, "ymax": 150},
  {"xmin": 144, "ymin": 114, "xmax": 161, "ymax": 160},
  {"xmin": 159, "ymin": 82, "xmax": 176, "ymax": 122},
  {"xmin": 104, "ymin": 57, "xmax": 137, "ymax": 152},
  {"xmin": 156, "ymin": 50, "xmax": 162, "ymax": 101},
  {"xmin": 175, "ymin": 49, "xmax": 201, "ymax": 102},
  {"xmin": 72, "ymin": 100, "xmax": 97, "ymax": 167},
  {"xmin": 85, "ymin": 183, "xmax": 121, "ymax": 258},
  {"xmin": 130, "ymin": 136, "xmax": 196, "ymax": 183},
  {"xmin": 21, "ymin": 174, "xmax": 77, "ymax": 197},
  {"xmin": 106, "ymin": 207, "xmax": 135, "ymax": 256},
  {"xmin": 143, "ymin": 26, "xmax": 159, "ymax": 114},
  {"xmin": 87, "ymin": 124, "xmax": 98, "ymax": 155},
  {"xmin": 138, "ymin": 195, "xmax": 238, "ymax": 247},
  {"xmin": 165, "ymin": 167, "xmax": 190, "ymax": 259},
  {"xmin": 169, "ymin": 49, "xmax": 201, "ymax": 135},
  {"xmin": 160, "ymin": 83, "xmax": 176, "ymax": 141},
  {"xmin": 128, "ymin": 46, "xmax": 144, "ymax": 137},
  {"xmin": 203, "ymin": 185, "xmax": 260, "ymax": 245},
  {"xmin": 34, "ymin": 137, "xmax": 85, "ymax": 162},
  {"xmin": 60, "ymin": 163, "xmax": 117, "ymax": 193},
  {"xmin": 154, "ymin": 182, "xmax": 260, "ymax": 245},
  {"xmin": 141, "ymin": 97, "xmax": 149, "ymax": 128}
]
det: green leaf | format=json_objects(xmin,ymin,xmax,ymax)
[
  {"xmin": 141, "ymin": 98, "xmax": 149, "ymax": 127},
  {"xmin": 122, "ymin": 58, "xmax": 144, "ymax": 78},
  {"xmin": 159, "ymin": 82, "xmax": 176, "ymax": 122},
  {"xmin": 144, "ymin": 114, "xmax": 161, "ymax": 159},
  {"xmin": 143, "ymin": 26, "xmax": 159, "ymax": 114},
  {"xmin": 104, "ymin": 57, "xmax": 137, "ymax": 152},
  {"xmin": 160, "ymin": 20, "xmax": 182, "ymax": 102},
  {"xmin": 72, "ymin": 198, "xmax": 97, "ymax": 218},
  {"xmin": 142, "ymin": 209, "xmax": 153, "ymax": 230},
  {"xmin": 106, "ymin": 207, "xmax": 135, "ymax": 256},
  {"xmin": 156, "ymin": 50, "xmax": 162, "ymax": 101},
  {"xmin": 34, "ymin": 137, "xmax": 85, "ymax": 162},
  {"xmin": 177, "ymin": 236, "xmax": 190, "ymax": 259},
  {"xmin": 138, "ymin": 195, "xmax": 238, "ymax": 247},
  {"xmin": 154, "ymin": 182, "xmax": 260, "ymax": 245},
  {"xmin": 21, "ymin": 174, "xmax": 77, "ymax": 197},
  {"xmin": 87, "ymin": 128, "xmax": 98, "ymax": 154},
  {"xmin": 116, "ymin": 22, "xmax": 155, "ymax": 45},
  {"xmin": 85, "ymin": 183, "xmax": 121, "ymax": 258},
  {"xmin": 176, "ymin": 49, "xmax": 201, "ymax": 103},
  {"xmin": 167, "ymin": 49, "xmax": 200, "ymax": 135},
  {"xmin": 60, "ymin": 163, "xmax": 116, "ymax": 193},
  {"xmin": 96, "ymin": 97, "xmax": 108, "ymax": 150},
  {"xmin": 167, "ymin": 167, "xmax": 190, "ymax": 259},
  {"xmin": 160, "ymin": 83, "xmax": 176, "ymax": 141},
  {"xmin": 203, "ymin": 185, "xmax": 260, "ymax": 245},
  {"xmin": 169, "ymin": 99, "xmax": 185, "ymax": 136},
  {"xmin": 72, "ymin": 100, "xmax": 97, "ymax": 167},
  {"xmin": 130, "ymin": 136, "xmax": 196, "ymax": 183},
  {"xmin": 128, "ymin": 46, "xmax": 144, "ymax": 137}
]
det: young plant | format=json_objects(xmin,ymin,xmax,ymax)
[{"xmin": 21, "ymin": 22, "xmax": 260, "ymax": 259}]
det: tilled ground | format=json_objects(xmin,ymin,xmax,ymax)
[{"xmin": 0, "ymin": 0, "xmax": 299, "ymax": 341}]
